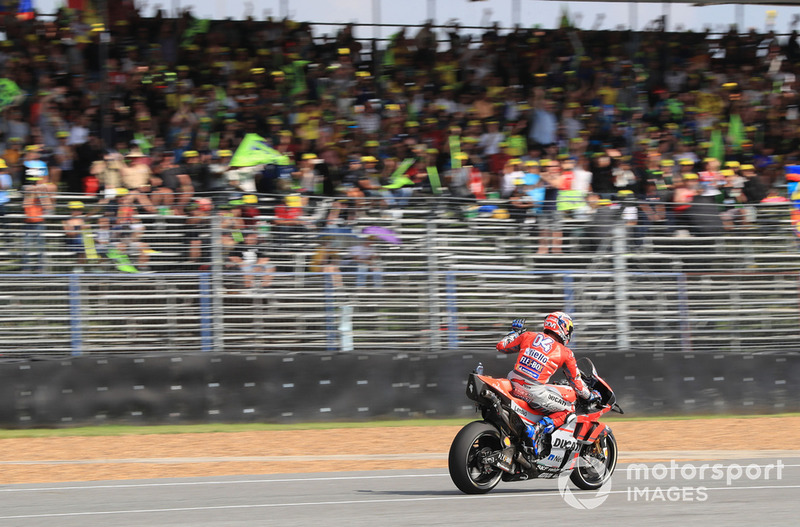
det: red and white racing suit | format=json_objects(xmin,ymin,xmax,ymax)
[{"xmin": 496, "ymin": 330, "xmax": 591, "ymax": 428}]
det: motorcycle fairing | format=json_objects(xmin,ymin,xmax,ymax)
[
  {"xmin": 535, "ymin": 423, "xmax": 579, "ymax": 470},
  {"xmin": 574, "ymin": 418, "xmax": 610, "ymax": 445},
  {"xmin": 476, "ymin": 374, "xmax": 577, "ymax": 425}
]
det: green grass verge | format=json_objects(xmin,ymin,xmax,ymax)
[{"xmin": 0, "ymin": 413, "xmax": 798, "ymax": 439}]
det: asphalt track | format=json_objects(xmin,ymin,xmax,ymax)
[{"xmin": 1, "ymin": 453, "xmax": 798, "ymax": 526}]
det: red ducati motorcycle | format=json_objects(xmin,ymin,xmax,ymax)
[{"xmin": 448, "ymin": 358, "xmax": 623, "ymax": 494}]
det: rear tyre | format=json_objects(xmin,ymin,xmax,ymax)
[
  {"xmin": 448, "ymin": 421, "xmax": 504, "ymax": 494},
  {"xmin": 570, "ymin": 428, "xmax": 618, "ymax": 490}
]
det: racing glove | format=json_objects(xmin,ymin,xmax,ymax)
[
  {"xmin": 588, "ymin": 390, "xmax": 602, "ymax": 404},
  {"xmin": 510, "ymin": 319, "xmax": 526, "ymax": 333}
]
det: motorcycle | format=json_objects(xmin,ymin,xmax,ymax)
[{"xmin": 448, "ymin": 357, "xmax": 623, "ymax": 494}]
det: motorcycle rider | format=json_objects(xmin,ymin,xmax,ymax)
[{"xmin": 496, "ymin": 312, "xmax": 600, "ymax": 454}]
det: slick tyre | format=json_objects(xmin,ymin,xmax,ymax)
[
  {"xmin": 570, "ymin": 428, "xmax": 618, "ymax": 490},
  {"xmin": 448, "ymin": 421, "xmax": 504, "ymax": 494}
]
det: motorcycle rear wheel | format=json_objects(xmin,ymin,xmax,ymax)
[
  {"xmin": 569, "ymin": 429, "xmax": 618, "ymax": 490},
  {"xmin": 448, "ymin": 421, "xmax": 504, "ymax": 494}
]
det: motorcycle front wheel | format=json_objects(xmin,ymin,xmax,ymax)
[
  {"xmin": 570, "ymin": 428, "xmax": 618, "ymax": 490},
  {"xmin": 448, "ymin": 420, "xmax": 504, "ymax": 494}
]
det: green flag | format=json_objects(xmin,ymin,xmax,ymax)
[
  {"xmin": 290, "ymin": 60, "xmax": 310, "ymax": 96},
  {"xmin": 559, "ymin": 6, "xmax": 571, "ymax": 28},
  {"xmin": 229, "ymin": 133, "xmax": 281, "ymax": 167},
  {"xmin": 133, "ymin": 133, "xmax": 153, "ymax": 154},
  {"xmin": 709, "ymin": 128, "xmax": 724, "ymax": 164},
  {"xmin": 182, "ymin": 19, "xmax": 211, "ymax": 46},
  {"xmin": 384, "ymin": 158, "xmax": 416, "ymax": 189},
  {"xmin": 382, "ymin": 31, "xmax": 401, "ymax": 67},
  {"xmin": 449, "ymin": 135, "xmax": 462, "ymax": 169},
  {"xmin": 426, "ymin": 166, "xmax": 441, "ymax": 195},
  {"xmin": 0, "ymin": 78, "xmax": 22, "ymax": 110},
  {"xmin": 729, "ymin": 114, "xmax": 744, "ymax": 151}
]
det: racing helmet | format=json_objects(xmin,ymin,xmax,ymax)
[{"xmin": 543, "ymin": 311, "xmax": 574, "ymax": 345}]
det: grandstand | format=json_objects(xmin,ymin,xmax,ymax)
[
  {"xmin": 0, "ymin": 9, "xmax": 799, "ymax": 357},
  {"xmin": 0, "ymin": 193, "xmax": 797, "ymax": 356}
]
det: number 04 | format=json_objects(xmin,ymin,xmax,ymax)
[{"xmin": 532, "ymin": 333, "xmax": 553, "ymax": 351}]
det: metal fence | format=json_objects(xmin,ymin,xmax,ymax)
[{"xmin": 1, "ymin": 194, "xmax": 798, "ymax": 357}]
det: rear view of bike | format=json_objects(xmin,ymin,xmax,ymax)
[{"xmin": 448, "ymin": 358, "xmax": 622, "ymax": 495}]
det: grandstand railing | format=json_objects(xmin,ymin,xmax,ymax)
[{"xmin": 1, "ymin": 194, "xmax": 798, "ymax": 356}]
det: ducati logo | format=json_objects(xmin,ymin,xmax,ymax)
[{"xmin": 553, "ymin": 437, "xmax": 578, "ymax": 450}]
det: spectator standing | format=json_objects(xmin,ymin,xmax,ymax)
[
  {"xmin": 22, "ymin": 145, "xmax": 49, "ymax": 187},
  {"xmin": 310, "ymin": 237, "xmax": 343, "ymax": 289},
  {"xmin": 21, "ymin": 168, "xmax": 55, "ymax": 271},
  {"xmin": 529, "ymin": 89, "xmax": 558, "ymax": 149},
  {"xmin": 590, "ymin": 152, "xmax": 615, "ymax": 197},
  {"xmin": 673, "ymin": 173, "xmax": 701, "ymax": 231},
  {"xmin": 62, "ymin": 201, "xmax": 88, "ymax": 272},
  {"xmin": 347, "ymin": 235, "xmax": 381, "ymax": 288},
  {"xmin": 183, "ymin": 197, "xmax": 214, "ymax": 270},
  {"xmin": 538, "ymin": 159, "xmax": 564, "ymax": 255},
  {"xmin": 501, "ymin": 158, "xmax": 525, "ymax": 198},
  {"xmin": 0, "ymin": 159, "xmax": 12, "ymax": 221}
]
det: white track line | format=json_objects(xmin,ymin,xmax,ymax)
[
  {"xmin": 0, "ymin": 484, "xmax": 799, "ymax": 520},
  {"xmin": 2, "ymin": 465, "xmax": 798, "ymax": 493},
  {"xmin": 0, "ymin": 473, "xmax": 449, "ymax": 492},
  {"xmin": 2, "ymin": 450, "xmax": 797, "ymax": 466}
]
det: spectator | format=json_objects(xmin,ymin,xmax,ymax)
[
  {"xmin": 273, "ymin": 194, "xmax": 311, "ymax": 250},
  {"xmin": 22, "ymin": 144, "xmax": 49, "ymax": 187},
  {"xmin": 226, "ymin": 231, "xmax": 274, "ymax": 291},
  {"xmin": 673, "ymin": 173, "xmax": 701, "ymax": 232},
  {"xmin": 119, "ymin": 148, "xmax": 157, "ymax": 213},
  {"xmin": 537, "ymin": 159, "xmax": 564, "ymax": 255},
  {"xmin": 21, "ymin": 168, "xmax": 55, "ymax": 271},
  {"xmin": 310, "ymin": 237, "xmax": 343, "ymax": 289},
  {"xmin": 184, "ymin": 197, "xmax": 214, "ymax": 270},
  {"xmin": 508, "ymin": 183, "xmax": 537, "ymax": 227},
  {"xmin": 62, "ymin": 201, "xmax": 88, "ymax": 272},
  {"xmin": 52, "ymin": 131, "xmax": 77, "ymax": 192},
  {"xmin": 207, "ymin": 149, "xmax": 233, "ymax": 195},
  {"xmin": 346, "ymin": 235, "xmax": 381, "ymax": 288},
  {"xmin": 91, "ymin": 151, "xmax": 124, "ymax": 199},
  {"xmin": 1, "ymin": 9, "xmax": 799, "ymax": 268},
  {"xmin": 181, "ymin": 150, "xmax": 210, "ymax": 193},
  {"xmin": 500, "ymin": 158, "xmax": 525, "ymax": 198},
  {"xmin": 529, "ymin": 89, "xmax": 557, "ymax": 149},
  {"xmin": 151, "ymin": 150, "xmax": 193, "ymax": 215},
  {"xmin": 0, "ymin": 159, "xmax": 12, "ymax": 221}
]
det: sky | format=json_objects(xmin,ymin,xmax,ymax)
[{"xmin": 33, "ymin": 0, "xmax": 800, "ymax": 41}]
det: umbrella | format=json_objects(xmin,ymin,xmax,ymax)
[{"xmin": 362, "ymin": 226, "xmax": 402, "ymax": 245}]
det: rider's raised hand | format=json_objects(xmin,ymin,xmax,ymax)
[{"xmin": 510, "ymin": 319, "xmax": 526, "ymax": 333}]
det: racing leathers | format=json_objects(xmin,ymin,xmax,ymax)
[{"xmin": 496, "ymin": 330, "xmax": 591, "ymax": 429}]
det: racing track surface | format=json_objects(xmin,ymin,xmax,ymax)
[{"xmin": 1, "ymin": 454, "xmax": 798, "ymax": 526}]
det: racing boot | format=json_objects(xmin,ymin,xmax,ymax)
[{"xmin": 524, "ymin": 416, "xmax": 555, "ymax": 456}]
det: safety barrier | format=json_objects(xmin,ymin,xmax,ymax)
[{"xmin": 0, "ymin": 351, "xmax": 796, "ymax": 427}]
